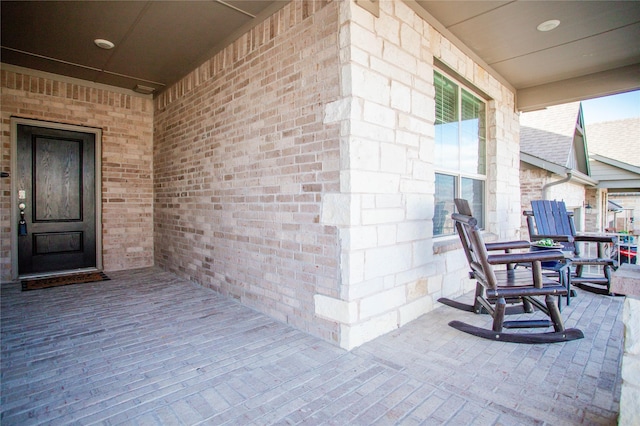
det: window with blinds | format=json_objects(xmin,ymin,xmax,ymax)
[{"xmin": 434, "ymin": 71, "xmax": 486, "ymax": 236}]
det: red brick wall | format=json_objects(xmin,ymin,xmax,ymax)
[
  {"xmin": 153, "ymin": 1, "xmax": 341, "ymax": 341},
  {"xmin": 1, "ymin": 68, "xmax": 154, "ymax": 281}
]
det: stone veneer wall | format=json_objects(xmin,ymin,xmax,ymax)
[
  {"xmin": 316, "ymin": 1, "xmax": 521, "ymax": 348},
  {"xmin": 0, "ymin": 67, "xmax": 154, "ymax": 281},
  {"xmin": 153, "ymin": 1, "xmax": 342, "ymax": 343}
]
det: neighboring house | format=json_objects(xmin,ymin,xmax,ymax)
[
  {"xmin": 519, "ymin": 102, "xmax": 597, "ymax": 236},
  {"xmin": 520, "ymin": 104, "xmax": 640, "ymax": 237},
  {"xmin": 588, "ymin": 118, "xmax": 640, "ymax": 234}
]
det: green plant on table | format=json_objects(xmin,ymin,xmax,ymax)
[{"xmin": 536, "ymin": 238, "xmax": 557, "ymax": 247}]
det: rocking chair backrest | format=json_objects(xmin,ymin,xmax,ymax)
[
  {"xmin": 453, "ymin": 198, "xmax": 475, "ymax": 267},
  {"xmin": 452, "ymin": 199, "xmax": 498, "ymax": 290},
  {"xmin": 525, "ymin": 200, "xmax": 578, "ymax": 254}
]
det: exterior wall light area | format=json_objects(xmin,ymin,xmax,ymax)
[{"xmin": 133, "ymin": 84, "xmax": 155, "ymax": 95}]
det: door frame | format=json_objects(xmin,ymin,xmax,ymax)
[{"xmin": 10, "ymin": 117, "xmax": 103, "ymax": 280}]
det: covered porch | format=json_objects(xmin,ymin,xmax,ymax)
[{"xmin": 1, "ymin": 268, "xmax": 623, "ymax": 424}]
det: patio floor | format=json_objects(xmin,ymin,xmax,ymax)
[{"xmin": 1, "ymin": 267, "xmax": 624, "ymax": 425}]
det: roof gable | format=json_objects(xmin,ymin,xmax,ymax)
[{"xmin": 520, "ymin": 101, "xmax": 590, "ymax": 175}]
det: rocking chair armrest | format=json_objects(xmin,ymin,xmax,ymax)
[
  {"xmin": 573, "ymin": 234, "xmax": 616, "ymax": 244},
  {"xmin": 485, "ymin": 240, "xmax": 531, "ymax": 251},
  {"xmin": 569, "ymin": 258, "xmax": 615, "ymax": 266},
  {"xmin": 531, "ymin": 235, "xmax": 574, "ymax": 243},
  {"xmin": 487, "ymin": 249, "xmax": 565, "ymax": 265}
]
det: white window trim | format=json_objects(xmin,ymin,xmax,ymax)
[{"xmin": 434, "ymin": 69, "xmax": 488, "ymax": 236}]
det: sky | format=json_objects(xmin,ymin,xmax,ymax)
[{"xmin": 581, "ymin": 89, "xmax": 640, "ymax": 124}]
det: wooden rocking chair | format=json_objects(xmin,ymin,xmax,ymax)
[
  {"xmin": 524, "ymin": 200, "xmax": 616, "ymax": 295},
  {"xmin": 443, "ymin": 199, "xmax": 584, "ymax": 343},
  {"xmin": 439, "ymin": 199, "xmax": 534, "ymax": 316}
]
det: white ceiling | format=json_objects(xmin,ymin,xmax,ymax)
[{"xmin": 2, "ymin": 0, "xmax": 639, "ymax": 110}]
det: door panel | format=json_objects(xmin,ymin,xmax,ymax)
[
  {"xmin": 33, "ymin": 232, "xmax": 83, "ymax": 254},
  {"xmin": 34, "ymin": 137, "xmax": 82, "ymax": 221},
  {"xmin": 17, "ymin": 125, "xmax": 96, "ymax": 275}
]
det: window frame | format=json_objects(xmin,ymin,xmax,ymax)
[{"xmin": 433, "ymin": 70, "xmax": 487, "ymax": 237}]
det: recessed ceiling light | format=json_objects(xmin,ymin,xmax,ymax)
[
  {"xmin": 94, "ymin": 39, "xmax": 115, "ymax": 49},
  {"xmin": 537, "ymin": 19, "xmax": 560, "ymax": 32}
]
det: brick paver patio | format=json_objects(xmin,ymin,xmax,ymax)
[{"xmin": 1, "ymin": 267, "xmax": 623, "ymax": 425}]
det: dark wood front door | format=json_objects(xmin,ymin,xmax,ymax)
[{"xmin": 17, "ymin": 124, "xmax": 97, "ymax": 275}]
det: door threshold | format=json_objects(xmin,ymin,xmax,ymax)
[{"xmin": 18, "ymin": 267, "xmax": 100, "ymax": 280}]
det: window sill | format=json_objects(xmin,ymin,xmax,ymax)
[{"xmin": 433, "ymin": 232, "xmax": 498, "ymax": 255}]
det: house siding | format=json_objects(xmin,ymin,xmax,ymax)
[
  {"xmin": 0, "ymin": 68, "xmax": 154, "ymax": 281},
  {"xmin": 590, "ymin": 160, "xmax": 640, "ymax": 181}
]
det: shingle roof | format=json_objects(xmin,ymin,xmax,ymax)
[
  {"xmin": 520, "ymin": 101, "xmax": 582, "ymax": 167},
  {"xmin": 586, "ymin": 117, "xmax": 640, "ymax": 167}
]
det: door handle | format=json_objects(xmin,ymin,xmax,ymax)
[{"xmin": 18, "ymin": 202, "xmax": 27, "ymax": 236}]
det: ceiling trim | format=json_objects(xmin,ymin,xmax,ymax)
[
  {"xmin": 215, "ymin": 0, "xmax": 258, "ymax": 18},
  {"xmin": 1, "ymin": 46, "xmax": 166, "ymax": 88},
  {"xmin": 2, "ymin": 46, "xmax": 102, "ymax": 73},
  {"xmin": 517, "ymin": 64, "xmax": 640, "ymax": 112}
]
